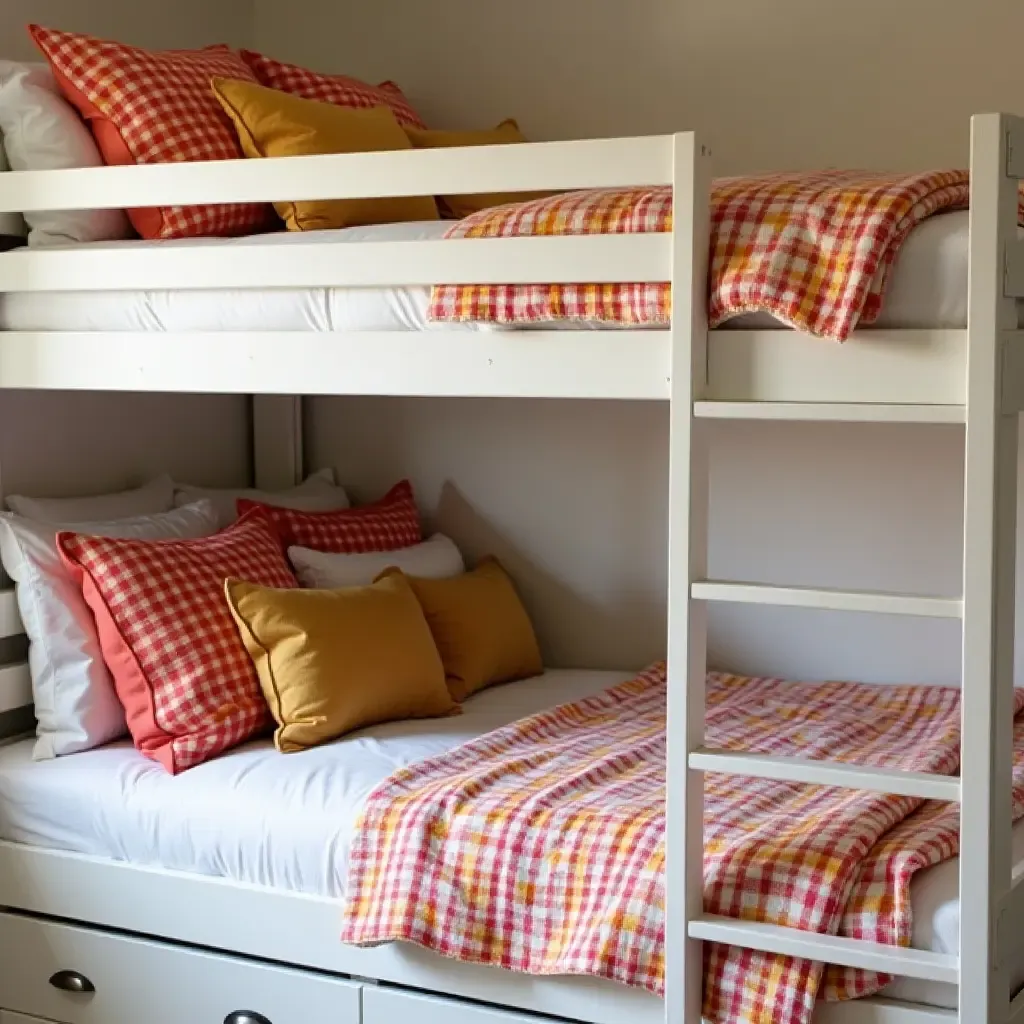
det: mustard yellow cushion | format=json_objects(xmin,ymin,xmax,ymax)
[
  {"xmin": 404, "ymin": 119, "xmax": 555, "ymax": 218},
  {"xmin": 211, "ymin": 76, "xmax": 439, "ymax": 231},
  {"xmin": 378, "ymin": 557, "xmax": 543, "ymax": 702},
  {"xmin": 225, "ymin": 573, "xmax": 457, "ymax": 753}
]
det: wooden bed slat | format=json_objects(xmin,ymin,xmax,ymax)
[
  {"xmin": 0, "ymin": 663, "xmax": 32, "ymax": 715},
  {"xmin": 693, "ymin": 402, "xmax": 965, "ymax": 423},
  {"xmin": 0, "ymin": 589, "xmax": 21, "ymax": 640}
]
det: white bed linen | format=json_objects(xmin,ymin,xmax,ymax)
[
  {"xmin": 0, "ymin": 212, "xmax": 1016, "ymax": 333},
  {"xmin": 0, "ymin": 669, "xmax": 630, "ymax": 894},
  {"xmin": 0, "ymin": 665, "xmax": 1018, "ymax": 1011}
]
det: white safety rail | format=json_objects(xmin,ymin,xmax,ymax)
[
  {"xmin": 0, "ymin": 117, "xmax": 1021, "ymax": 1024},
  {"xmin": 0, "ymin": 137, "xmax": 675, "ymax": 402}
]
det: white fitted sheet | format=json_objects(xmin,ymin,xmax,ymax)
[
  {"xmin": 0, "ymin": 666, "xmax": 1021, "ymax": 1010},
  {"xmin": 0, "ymin": 669, "xmax": 630, "ymax": 894},
  {"xmin": 0, "ymin": 212, "xmax": 1017, "ymax": 333}
]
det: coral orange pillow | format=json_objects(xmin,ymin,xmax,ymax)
[
  {"xmin": 29, "ymin": 25, "xmax": 273, "ymax": 240},
  {"xmin": 237, "ymin": 479, "xmax": 421, "ymax": 553},
  {"xmin": 239, "ymin": 50, "xmax": 425, "ymax": 129},
  {"xmin": 57, "ymin": 509, "xmax": 297, "ymax": 773}
]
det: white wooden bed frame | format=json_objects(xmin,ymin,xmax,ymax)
[{"xmin": 0, "ymin": 115, "xmax": 1018, "ymax": 1024}]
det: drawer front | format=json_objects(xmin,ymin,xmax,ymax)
[
  {"xmin": 1, "ymin": 1013, "xmax": 63, "ymax": 1024},
  {"xmin": 364, "ymin": 987, "xmax": 559, "ymax": 1024},
  {"xmin": 0, "ymin": 912, "xmax": 359, "ymax": 1024}
]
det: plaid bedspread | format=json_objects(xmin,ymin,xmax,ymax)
[
  {"xmin": 341, "ymin": 665, "xmax": 1024, "ymax": 1024},
  {"xmin": 428, "ymin": 171, "xmax": 1024, "ymax": 341}
]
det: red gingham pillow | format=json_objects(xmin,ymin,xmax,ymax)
[
  {"xmin": 237, "ymin": 479, "xmax": 421, "ymax": 553},
  {"xmin": 239, "ymin": 50, "xmax": 426, "ymax": 129},
  {"xmin": 57, "ymin": 510, "xmax": 297, "ymax": 774},
  {"xmin": 29, "ymin": 25, "xmax": 274, "ymax": 240}
]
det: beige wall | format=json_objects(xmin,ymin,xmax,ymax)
[
  {"xmin": 273, "ymin": 1, "xmax": 1024, "ymax": 684},
  {"xmin": 2, "ymin": 0, "xmax": 252, "ymax": 60},
  {"xmin": 254, "ymin": 0, "xmax": 1024, "ymax": 173},
  {"xmin": 0, "ymin": 2, "xmax": 256, "ymax": 500}
]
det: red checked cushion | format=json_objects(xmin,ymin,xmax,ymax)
[
  {"xmin": 29, "ymin": 25, "xmax": 274, "ymax": 240},
  {"xmin": 57, "ymin": 510, "xmax": 297, "ymax": 774},
  {"xmin": 237, "ymin": 479, "xmax": 421, "ymax": 553},
  {"xmin": 239, "ymin": 50, "xmax": 425, "ymax": 129}
]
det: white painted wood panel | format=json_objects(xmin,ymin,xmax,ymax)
[
  {"xmin": 0, "ymin": 842, "xmax": 663, "ymax": 1024},
  {"xmin": 706, "ymin": 330, "xmax": 968, "ymax": 405},
  {"xmin": 0, "ymin": 235, "xmax": 668, "ymax": 292},
  {"xmin": 688, "ymin": 916, "xmax": 957, "ymax": 983},
  {"xmin": 0, "ymin": 664, "xmax": 31, "ymax": 715},
  {"xmin": 663, "ymin": 132, "xmax": 709, "ymax": 1024},
  {"xmin": 0, "ymin": 589, "xmax": 22, "ymax": 639},
  {"xmin": 0, "ymin": 137, "xmax": 672, "ymax": 213},
  {"xmin": 0, "ymin": 911, "xmax": 360, "ymax": 1024},
  {"xmin": 691, "ymin": 581, "xmax": 962, "ymax": 618},
  {"xmin": 693, "ymin": 402, "xmax": 966, "ymax": 424},
  {"xmin": 364, "ymin": 987, "xmax": 557, "ymax": 1024},
  {"xmin": 959, "ymin": 112, "xmax": 1020, "ymax": 1024},
  {"xmin": 0, "ymin": 331, "xmax": 669, "ymax": 400},
  {"xmin": 689, "ymin": 748, "xmax": 961, "ymax": 801}
]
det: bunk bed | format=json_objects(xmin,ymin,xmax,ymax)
[{"xmin": 0, "ymin": 107, "xmax": 1018, "ymax": 1024}]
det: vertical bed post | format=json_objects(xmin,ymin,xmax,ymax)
[
  {"xmin": 251, "ymin": 395, "xmax": 304, "ymax": 489},
  {"xmin": 960, "ymin": 113, "xmax": 1019, "ymax": 1024},
  {"xmin": 664, "ymin": 131, "xmax": 711, "ymax": 1024}
]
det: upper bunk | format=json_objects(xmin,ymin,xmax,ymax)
[{"xmin": 0, "ymin": 115, "xmax": 1023, "ymax": 417}]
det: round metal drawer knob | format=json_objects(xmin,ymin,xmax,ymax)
[
  {"xmin": 49, "ymin": 970, "xmax": 95, "ymax": 993},
  {"xmin": 224, "ymin": 1013, "xmax": 272, "ymax": 1024}
]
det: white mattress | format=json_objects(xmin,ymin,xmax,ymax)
[
  {"xmin": 0, "ymin": 212, "xmax": 1017, "ymax": 333},
  {"xmin": 0, "ymin": 665, "xmax": 1019, "ymax": 1011}
]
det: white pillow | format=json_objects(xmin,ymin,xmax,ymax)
[
  {"xmin": 289, "ymin": 534, "xmax": 464, "ymax": 590},
  {"xmin": 0, "ymin": 136, "xmax": 27, "ymax": 240},
  {"xmin": 0, "ymin": 499, "xmax": 220, "ymax": 759},
  {"xmin": 0, "ymin": 61, "xmax": 131, "ymax": 246},
  {"xmin": 6, "ymin": 474, "xmax": 175, "ymax": 524},
  {"xmin": 173, "ymin": 468, "xmax": 349, "ymax": 529}
]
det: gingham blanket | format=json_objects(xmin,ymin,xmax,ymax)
[
  {"xmin": 341, "ymin": 665, "xmax": 1024, "ymax": 1024},
  {"xmin": 428, "ymin": 171, "xmax": 1024, "ymax": 341}
]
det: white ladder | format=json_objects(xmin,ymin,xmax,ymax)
[{"xmin": 664, "ymin": 117, "xmax": 1024, "ymax": 1024}]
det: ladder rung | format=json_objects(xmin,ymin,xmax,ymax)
[
  {"xmin": 693, "ymin": 401, "xmax": 966, "ymax": 424},
  {"xmin": 688, "ymin": 915, "xmax": 958, "ymax": 982},
  {"xmin": 690, "ymin": 748, "xmax": 961, "ymax": 802},
  {"xmin": 691, "ymin": 580, "xmax": 963, "ymax": 619}
]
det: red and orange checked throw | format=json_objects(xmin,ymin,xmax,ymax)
[
  {"xmin": 341, "ymin": 665, "xmax": 1024, "ymax": 1024},
  {"xmin": 428, "ymin": 171, "xmax": 1024, "ymax": 341}
]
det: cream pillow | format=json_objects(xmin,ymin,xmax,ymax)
[
  {"xmin": 173, "ymin": 468, "xmax": 349, "ymax": 529},
  {"xmin": 289, "ymin": 534, "xmax": 463, "ymax": 589},
  {"xmin": 6, "ymin": 474, "xmax": 175, "ymax": 523},
  {"xmin": 0, "ymin": 499, "xmax": 220, "ymax": 758}
]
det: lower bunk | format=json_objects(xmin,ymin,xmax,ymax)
[{"xmin": 0, "ymin": 667, "xmax": 1015, "ymax": 1024}]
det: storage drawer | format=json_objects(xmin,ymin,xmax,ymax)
[
  {"xmin": 364, "ymin": 987, "xmax": 560, "ymax": 1024},
  {"xmin": 0, "ymin": 912, "xmax": 359, "ymax": 1024}
]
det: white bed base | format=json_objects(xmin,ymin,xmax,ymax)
[{"xmin": 0, "ymin": 116, "xmax": 1019, "ymax": 1024}]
